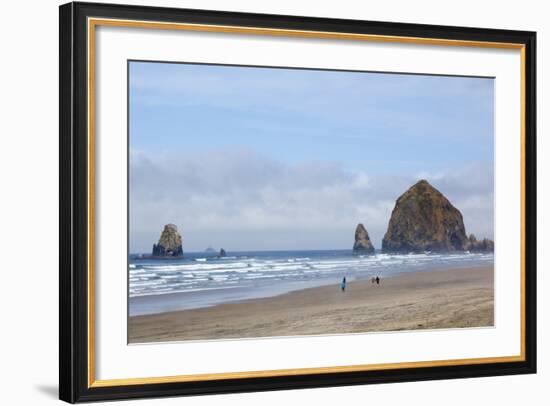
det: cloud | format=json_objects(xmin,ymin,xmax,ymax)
[{"xmin": 130, "ymin": 149, "xmax": 493, "ymax": 252}]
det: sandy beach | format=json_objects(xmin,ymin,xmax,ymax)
[{"xmin": 128, "ymin": 265, "xmax": 493, "ymax": 343}]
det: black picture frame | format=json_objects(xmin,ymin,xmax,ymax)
[{"xmin": 59, "ymin": 1, "xmax": 537, "ymax": 403}]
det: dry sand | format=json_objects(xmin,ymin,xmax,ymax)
[{"xmin": 128, "ymin": 266, "xmax": 493, "ymax": 343}]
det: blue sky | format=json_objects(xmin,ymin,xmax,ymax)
[{"xmin": 129, "ymin": 61, "xmax": 494, "ymax": 252}]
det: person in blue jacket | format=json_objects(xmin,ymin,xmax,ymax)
[{"xmin": 340, "ymin": 276, "xmax": 347, "ymax": 292}]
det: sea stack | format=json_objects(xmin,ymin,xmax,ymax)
[
  {"xmin": 465, "ymin": 234, "xmax": 495, "ymax": 252},
  {"xmin": 219, "ymin": 248, "xmax": 227, "ymax": 257},
  {"xmin": 152, "ymin": 224, "xmax": 183, "ymax": 257},
  {"xmin": 382, "ymin": 180, "xmax": 467, "ymax": 253},
  {"xmin": 353, "ymin": 223, "xmax": 375, "ymax": 254}
]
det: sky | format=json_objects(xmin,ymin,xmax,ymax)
[{"xmin": 129, "ymin": 61, "xmax": 494, "ymax": 253}]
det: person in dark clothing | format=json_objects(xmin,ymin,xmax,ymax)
[
  {"xmin": 341, "ymin": 277, "xmax": 347, "ymax": 292},
  {"xmin": 375, "ymin": 276, "xmax": 380, "ymax": 285}
]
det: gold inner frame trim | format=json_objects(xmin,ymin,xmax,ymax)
[{"xmin": 87, "ymin": 17, "xmax": 527, "ymax": 388}]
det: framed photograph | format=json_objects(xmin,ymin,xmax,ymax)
[{"xmin": 59, "ymin": 1, "xmax": 536, "ymax": 403}]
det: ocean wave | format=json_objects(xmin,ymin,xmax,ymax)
[
  {"xmin": 130, "ymin": 285, "xmax": 242, "ymax": 297},
  {"xmin": 128, "ymin": 251, "xmax": 493, "ymax": 298}
]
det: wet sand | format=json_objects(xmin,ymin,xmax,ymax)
[{"xmin": 128, "ymin": 266, "xmax": 493, "ymax": 343}]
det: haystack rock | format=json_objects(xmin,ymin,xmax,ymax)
[
  {"xmin": 382, "ymin": 180, "xmax": 467, "ymax": 253},
  {"xmin": 152, "ymin": 224, "xmax": 183, "ymax": 257},
  {"xmin": 219, "ymin": 248, "xmax": 227, "ymax": 257},
  {"xmin": 353, "ymin": 223, "xmax": 375, "ymax": 254}
]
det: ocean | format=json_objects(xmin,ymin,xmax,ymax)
[{"xmin": 128, "ymin": 250, "xmax": 494, "ymax": 316}]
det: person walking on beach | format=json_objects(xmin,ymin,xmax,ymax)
[
  {"xmin": 375, "ymin": 276, "xmax": 380, "ymax": 285},
  {"xmin": 341, "ymin": 277, "xmax": 347, "ymax": 292}
]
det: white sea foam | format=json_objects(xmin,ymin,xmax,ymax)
[{"xmin": 128, "ymin": 251, "xmax": 493, "ymax": 299}]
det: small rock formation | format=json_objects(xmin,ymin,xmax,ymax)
[
  {"xmin": 219, "ymin": 248, "xmax": 227, "ymax": 257},
  {"xmin": 465, "ymin": 234, "xmax": 494, "ymax": 252},
  {"xmin": 152, "ymin": 224, "xmax": 183, "ymax": 257},
  {"xmin": 353, "ymin": 223, "xmax": 375, "ymax": 254},
  {"xmin": 382, "ymin": 180, "xmax": 467, "ymax": 253}
]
